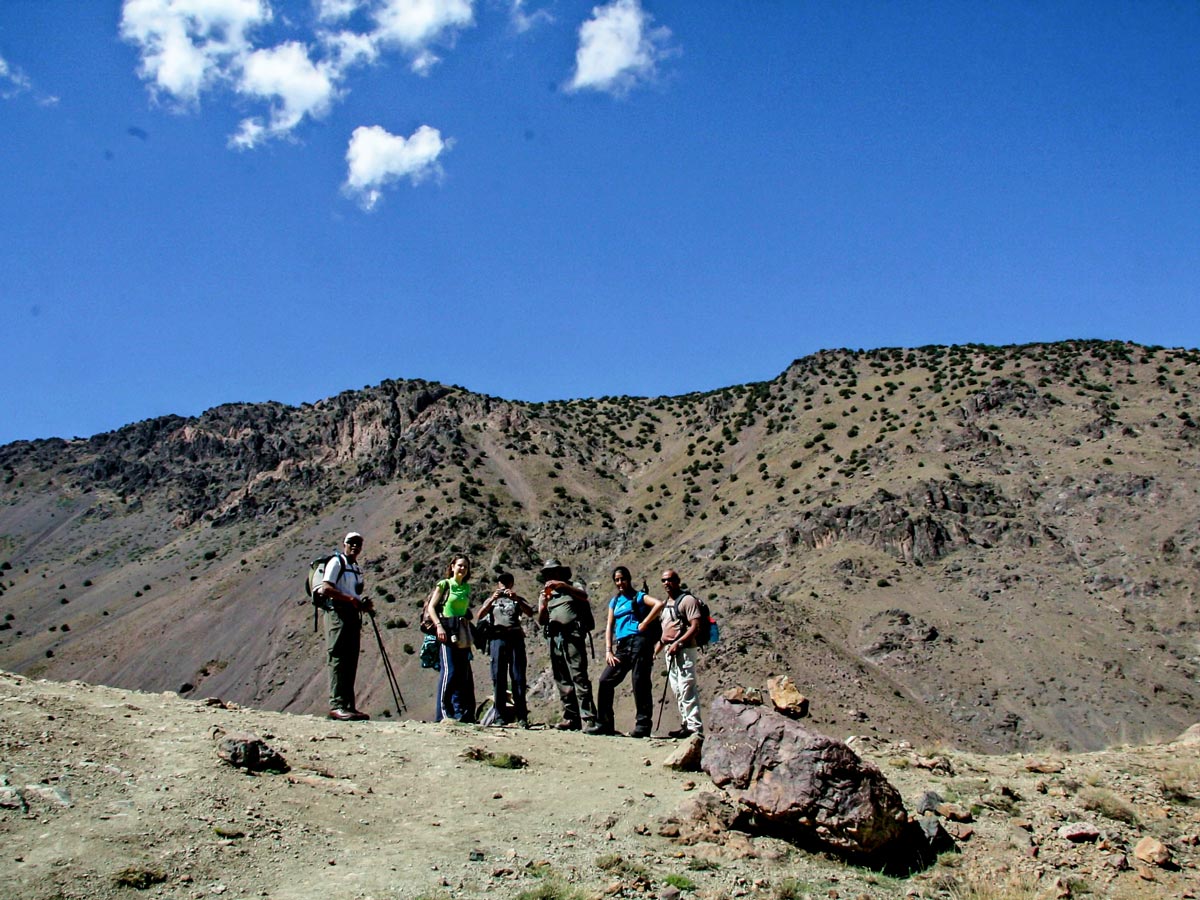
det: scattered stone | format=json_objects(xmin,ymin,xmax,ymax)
[
  {"xmin": 112, "ymin": 866, "xmax": 168, "ymax": 889},
  {"xmin": 215, "ymin": 732, "xmax": 288, "ymax": 773},
  {"xmin": 1026, "ymin": 760, "xmax": 1065, "ymax": 774},
  {"xmin": 915, "ymin": 791, "xmax": 944, "ymax": 815},
  {"xmin": 915, "ymin": 814, "xmax": 957, "ymax": 854},
  {"xmin": 1102, "ymin": 852, "xmax": 1130, "ymax": 870},
  {"xmin": 720, "ymin": 687, "xmax": 763, "ymax": 705},
  {"xmin": 766, "ymin": 675, "xmax": 809, "ymax": 719},
  {"xmin": 1, "ymin": 785, "xmax": 28, "ymax": 811},
  {"xmin": 662, "ymin": 791, "xmax": 739, "ymax": 845},
  {"xmin": 1057, "ymin": 823, "xmax": 1101, "ymax": 842},
  {"xmin": 663, "ymin": 735, "xmax": 703, "ymax": 772},
  {"xmin": 935, "ymin": 803, "xmax": 972, "ymax": 823},
  {"xmin": 1133, "ymin": 835, "xmax": 1171, "ymax": 867},
  {"xmin": 945, "ymin": 823, "xmax": 974, "ymax": 842},
  {"xmin": 22, "ymin": 784, "xmax": 72, "ymax": 807},
  {"xmin": 702, "ymin": 697, "xmax": 909, "ymax": 858}
]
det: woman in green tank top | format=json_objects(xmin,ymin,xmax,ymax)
[{"xmin": 425, "ymin": 554, "xmax": 477, "ymax": 722}]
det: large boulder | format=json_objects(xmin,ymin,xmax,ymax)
[{"xmin": 701, "ymin": 696, "xmax": 909, "ymax": 858}]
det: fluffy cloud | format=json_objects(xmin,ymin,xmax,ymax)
[
  {"xmin": 370, "ymin": 0, "xmax": 474, "ymax": 74},
  {"xmin": 119, "ymin": 0, "xmax": 271, "ymax": 102},
  {"xmin": 122, "ymin": 0, "xmax": 476, "ymax": 144},
  {"xmin": 315, "ymin": 0, "xmax": 363, "ymax": 22},
  {"xmin": 230, "ymin": 41, "xmax": 339, "ymax": 148},
  {"xmin": 343, "ymin": 124, "xmax": 448, "ymax": 209},
  {"xmin": 568, "ymin": 0, "xmax": 669, "ymax": 95}
]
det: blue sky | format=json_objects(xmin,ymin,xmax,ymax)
[{"xmin": 1, "ymin": 1, "xmax": 1197, "ymax": 445}]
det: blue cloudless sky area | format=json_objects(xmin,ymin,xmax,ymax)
[{"xmin": 1, "ymin": 1, "xmax": 1197, "ymax": 445}]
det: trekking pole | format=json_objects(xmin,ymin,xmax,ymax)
[
  {"xmin": 655, "ymin": 664, "xmax": 670, "ymax": 732},
  {"xmin": 368, "ymin": 611, "xmax": 406, "ymax": 715}
]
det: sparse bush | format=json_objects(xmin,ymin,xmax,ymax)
[{"xmin": 1078, "ymin": 786, "xmax": 1138, "ymax": 824}]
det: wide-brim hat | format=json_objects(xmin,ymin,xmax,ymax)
[{"xmin": 538, "ymin": 558, "xmax": 571, "ymax": 581}]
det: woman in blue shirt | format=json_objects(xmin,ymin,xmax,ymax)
[{"xmin": 588, "ymin": 565, "xmax": 663, "ymax": 736}]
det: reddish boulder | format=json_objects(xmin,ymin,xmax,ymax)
[{"xmin": 701, "ymin": 697, "xmax": 908, "ymax": 858}]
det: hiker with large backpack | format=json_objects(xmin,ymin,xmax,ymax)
[
  {"xmin": 313, "ymin": 532, "xmax": 373, "ymax": 721},
  {"xmin": 657, "ymin": 568, "xmax": 705, "ymax": 739},
  {"xmin": 474, "ymin": 572, "xmax": 535, "ymax": 728},
  {"xmin": 425, "ymin": 553, "xmax": 478, "ymax": 723},
  {"xmin": 536, "ymin": 558, "xmax": 598, "ymax": 732},
  {"xmin": 590, "ymin": 565, "xmax": 664, "ymax": 737}
]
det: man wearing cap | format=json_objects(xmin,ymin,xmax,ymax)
[
  {"xmin": 657, "ymin": 568, "xmax": 703, "ymax": 739},
  {"xmin": 317, "ymin": 532, "xmax": 373, "ymax": 721},
  {"xmin": 536, "ymin": 559, "xmax": 597, "ymax": 731}
]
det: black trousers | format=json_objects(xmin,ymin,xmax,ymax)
[{"xmin": 596, "ymin": 633, "xmax": 654, "ymax": 734}]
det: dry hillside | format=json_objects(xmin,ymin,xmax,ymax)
[{"xmin": 0, "ymin": 341, "xmax": 1198, "ymax": 751}]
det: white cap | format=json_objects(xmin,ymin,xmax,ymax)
[{"xmin": 344, "ymin": 532, "xmax": 363, "ymax": 544}]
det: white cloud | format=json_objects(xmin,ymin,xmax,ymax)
[
  {"xmin": 0, "ymin": 54, "xmax": 32, "ymax": 99},
  {"xmin": 371, "ymin": 0, "xmax": 474, "ymax": 73},
  {"xmin": 229, "ymin": 41, "xmax": 339, "ymax": 147},
  {"xmin": 344, "ymin": 123, "xmax": 448, "ymax": 209},
  {"xmin": 120, "ymin": 0, "xmax": 272, "ymax": 103},
  {"xmin": 568, "ymin": 0, "xmax": 670, "ymax": 95},
  {"xmin": 509, "ymin": 0, "xmax": 552, "ymax": 34},
  {"xmin": 319, "ymin": 28, "xmax": 381, "ymax": 70},
  {"xmin": 316, "ymin": 0, "xmax": 363, "ymax": 22},
  {"xmin": 0, "ymin": 54, "xmax": 59, "ymax": 106}
]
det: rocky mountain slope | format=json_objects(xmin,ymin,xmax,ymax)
[{"xmin": 1, "ymin": 341, "xmax": 1198, "ymax": 752}]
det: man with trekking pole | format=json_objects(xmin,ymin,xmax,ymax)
[
  {"xmin": 656, "ymin": 568, "xmax": 703, "ymax": 739},
  {"xmin": 316, "ymin": 531, "xmax": 373, "ymax": 721}
]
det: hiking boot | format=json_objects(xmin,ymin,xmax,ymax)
[
  {"xmin": 555, "ymin": 720, "xmax": 581, "ymax": 731},
  {"xmin": 584, "ymin": 724, "xmax": 614, "ymax": 736},
  {"xmin": 350, "ymin": 709, "xmax": 370, "ymax": 721},
  {"xmin": 627, "ymin": 729, "xmax": 651, "ymax": 739},
  {"xmin": 517, "ymin": 718, "xmax": 530, "ymax": 729},
  {"xmin": 328, "ymin": 708, "xmax": 358, "ymax": 721},
  {"xmin": 667, "ymin": 727, "xmax": 693, "ymax": 739}
]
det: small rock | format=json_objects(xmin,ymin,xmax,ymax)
[
  {"xmin": 1026, "ymin": 760, "xmax": 1065, "ymax": 774},
  {"xmin": 945, "ymin": 823, "xmax": 974, "ymax": 842},
  {"xmin": 663, "ymin": 735, "xmax": 703, "ymax": 772},
  {"xmin": 766, "ymin": 675, "xmax": 809, "ymax": 719},
  {"xmin": 1133, "ymin": 836, "xmax": 1171, "ymax": 867},
  {"xmin": 1058, "ymin": 823, "xmax": 1101, "ymax": 842},
  {"xmin": 661, "ymin": 887, "xmax": 681, "ymax": 900},
  {"xmin": 916, "ymin": 791, "xmax": 944, "ymax": 815},
  {"xmin": 935, "ymin": 803, "xmax": 973, "ymax": 823}
]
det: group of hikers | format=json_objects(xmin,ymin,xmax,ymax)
[{"xmin": 313, "ymin": 532, "xmax": 705, "ymax": 739}]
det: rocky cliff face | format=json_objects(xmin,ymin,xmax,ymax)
[{"xmin": 1, "ymin": 341, "xmax": 1197, "ymax": 752}]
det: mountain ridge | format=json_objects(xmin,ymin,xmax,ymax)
[{"xmin": 1, "ymin": 340, "xmax": 1198, "ymax": 752}]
